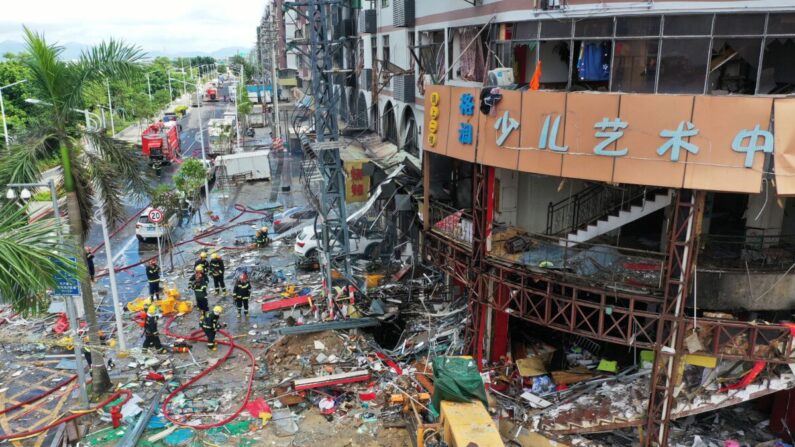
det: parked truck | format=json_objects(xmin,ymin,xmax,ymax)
[
  {"xmin": 215, "ymin": 150, "xmax": 271, "ymax": 181},
  {"xmin": 141, "ymin": 121, "xmax": 181, "ymax": 174},
  {"xmin": 206, "ymin": 87, "xmax": 218, "ymax": 102},
  {"xmin": 207, "ymin": 118, "xmax": 235, "ymax": 156}
]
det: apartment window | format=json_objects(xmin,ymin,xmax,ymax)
[
  {"xmin": 571, "ymin": 40, "xmax": 611, "ymax": 91},
  {"xmin": 708, "ymin": 38, "xmax": 761, "ymax": 94},
  {"xmin": 575, "ymin": 18, "xmax": 613, "ymax": 38},
  {"xmin": 657, "ymin": 38, "xmax": 710, "ymax": 93},
  {"xmin": 759, "ymin": 37, "xmax": 795, "ymax": 94},
  {"xmin": 767, "ymin": 13, "xmax": 795, "ymax": 35},
  {"xmin": 714, "ymin": 14, "xmax": 765, "ymax": 36},
  {"xmin": 383, "ymin": 35, "xmax": 390, "ymax": 64},
  {"xmin": 616, "ymin": 16, "xmax": 661, "ymax": 37},
  {"xmin": 663, "ymin": 15, "xmax": 712, "ymax": 36},
  {"xmin": 540, "ymin": 19, "xmax": 572, "ymax": 39},
  {"xmin": 381, "ymin": 0, "xmax": 389, "ymax": 7},
  {"xmin": 611, "ymin": 39, "xmax": 659, "ymax": 93},
  {"xmin": 371, "ymin": 36, "xmax": 377, "ymax": 68}
]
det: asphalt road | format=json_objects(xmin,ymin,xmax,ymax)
[{"xmin": 86, "ymin": 100, "xmax": 230, "ymax": 316}]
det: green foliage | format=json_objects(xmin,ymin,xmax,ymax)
[
  {"xmin": 216, "ymin": 63, "xmax": 227, "ymax": 75},
  {"xmin": 174, "ymin": 158, "xmax": 207, "ymax": 198},
  {"xmin": 151, "ymin": 184, "xmax": 181, "ymax": 223},
  {"xmin": 228, "ymin": 55, "xmax": 257, "ymax": 82},
  {"xmin": 0, "ymin": 58, "xmax": 37, "ymax": 134},
  {"xmin": 237, "ymin": 82, "xmax": 253, "ymax": 117},
  {"xmin": 31, "ymin": 190, "xmax": 52, "ymax": 201},
  {"xmin": 0, "ymin": 203, "xmax": 80, "ymax": 315}
]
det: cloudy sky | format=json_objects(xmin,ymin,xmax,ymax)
[{"xmin": 0, "ymin": 0, "xmax": 267, "ymax": 54}]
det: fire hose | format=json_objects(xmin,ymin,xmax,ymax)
[
  {"xmin": 93, "ymin": 203, "xmax": 277, "ymax": 278},
  {"xmin": 160, "ymin": 315, "xmax": 257, "ymax": 429},
  {"xmin": 0, "ymin": 386, "xmax": 132, "ymax": 441}
]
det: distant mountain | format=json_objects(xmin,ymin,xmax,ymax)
[{"xmin": 0, "ymin": 41, "xmax": 248, "ymax": 60}]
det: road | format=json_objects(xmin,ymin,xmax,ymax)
[{"xmin": 86, "ymin": 99, "xmax": 232, "ymax": 321}]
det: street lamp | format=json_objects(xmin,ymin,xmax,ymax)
[
  {"xmin": 169, "ymin": 77, "xmax": 211, "ymax": 212},
  {"xmin": 0, "ymin": 79, "xmax": 27, "ymax": 150},
  {"xmin": 145, "ymin": 72, "xmax": 153, "ymax": 101},
  {"xmin": 105, "ymin": 79, "xmax": 116, "ymax": 137},
  {"xmin": 5, "ymin": 179, "xmax": 89, "ymax": 407}
]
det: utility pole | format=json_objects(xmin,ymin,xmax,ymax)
[{"xmin": 145, "ymin": 72, "xmax": 152, "ymax": 101}]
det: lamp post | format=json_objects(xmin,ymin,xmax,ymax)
[
  {"xmin": 0, "ymin": 79, "xmax": 27, "ymax": 150},
  {"xmin": 145, "ymin": 72, "xmax": 153, "ymax": 101},
  {"xmin": 6, "ymin": 179, "xmax": 89, "ymax": 407},
  {"xmin": 170, "ymin": 77, "xmax": 211, "ymax": 212},
  {"xmin": 233, "ymin": 64, "xmax": 243, "ymax": 151},
  {"xmin": 105, "ymin": 79, "xmax": 116, "ymax": 137}
]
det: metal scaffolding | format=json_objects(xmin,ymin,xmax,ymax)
[{"xmin": 287, "ymin": 0, "xmax": 354, "ymax": 311}]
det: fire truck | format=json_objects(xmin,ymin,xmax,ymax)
[
  {"xmin": 206, "ymin": 87, "xmax": 218, "ymax": 102},
  {"xmin": 141, "ymin": 121, "xmax": 181, "ymax": 174}
]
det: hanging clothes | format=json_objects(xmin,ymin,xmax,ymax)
[{"xmin": 577, "ymin": 42, "xmax": 610, "ymax": 81}]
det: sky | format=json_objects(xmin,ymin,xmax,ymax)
[{"xmin": 0, "ymin": 0, "xmax": 267, "ymax": 54}]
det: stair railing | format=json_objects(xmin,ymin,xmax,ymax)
[{"xmin": 546, "ymin": 184, "xmax": 662, "ymax": 236}]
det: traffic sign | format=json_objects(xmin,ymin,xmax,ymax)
[
  {"xmin": 148, "ymin": 208, "xmax": 164, "ymax": 224},
  {"xmin": 52, "ymin": 256, "xmax": 80, "ymax": 297}
]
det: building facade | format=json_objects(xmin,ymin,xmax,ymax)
[{"xmin": 276, "ymin": 0, "xmax": 795, "ymax": 445}]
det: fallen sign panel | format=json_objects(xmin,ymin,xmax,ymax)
[
  {"xmin": 261, "ymin": 295, "xmax": 311, "ymax": 312},
  {"xmin": 293, "ymin": 370, "xmax": 371, "ymax": 391},
  {"xmin": 275, "ymin": 317, "xmax": 380, "ymax": 335}
]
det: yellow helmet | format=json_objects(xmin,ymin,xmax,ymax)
[
  {"xmin": 144, "ymin": 297, "xmax": 152, "ymax": 306},
  {"xmin": 260, "ymin": 227, "xmax": 268, "ymax": 233},
  {"xmin": 211, "ymin": 253, "xmax": 220, "ymax": 260},
  {"xmin": 195, "ymin": 264, "xmax": 204, "ymax": 272},
  {"xmin": 147, "ymin": 305, "xmax": 158, "ymax": 315},
  {"xmin": 213, "ymin": 305, "xmax": 223, "ymax": 314},
  {"xmin": 200, "ymin": 252, "xmax": 207, "ymax": 259}
]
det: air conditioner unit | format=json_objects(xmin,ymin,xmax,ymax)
[{"xmin": 487, "ymin": 68, "xmax": 514, "ymax": 87}]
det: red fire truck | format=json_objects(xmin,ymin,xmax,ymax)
[
  {"xmin": 141, "ymin": 121, "xmax": 181, "ymax": 174},
  {"xmin": 206, "ymin": 87, "xmax": 218, "ymax": 102}
]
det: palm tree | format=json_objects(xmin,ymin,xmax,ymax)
[
  {"xmin": 0, "ymin": 28, "xmax": 148, "ymax": 393},
  {"xmin": 0, "ymin": 203, "xmax": 78, "ymax": 314}
]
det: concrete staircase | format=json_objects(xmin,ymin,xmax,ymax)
[{"xmin": 560, "ymin": 189, "xmax": 673, "ymax": 247}]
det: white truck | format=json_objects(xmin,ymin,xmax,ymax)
[
  {"xmin": 215, "ymin": 150, "xmax": 271, "ymax": 181},
  {"xmin": 207, "ymin": 118, "xmax": 235, "ymax": 155}
]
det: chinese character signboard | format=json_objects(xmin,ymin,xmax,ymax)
[
  {"xmin": 344, "ymin": 160, "xmax": 370, "ymax": 203},
  {"xmin": 423, "ymin": 86, "xmax": 788, "ymax": 194},
  {"xmin": 51, "ymin": 256, "xmax": 80, "ymax": 297}
]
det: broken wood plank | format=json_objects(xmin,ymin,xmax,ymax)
[{"xmin": 293, "ymin": 370, "xmax": 370, "ymax": 391}]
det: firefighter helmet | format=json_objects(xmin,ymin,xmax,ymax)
[
  {"xmin": 147, "ymin": 305, "xmax": 158, "ymax": 315},
  {"xmin": 195, "ymin": 264, "xmax": 204, "ymax": 272},
  {"xmin": 213, "ymin": 305, "xmax": 223, "ymax": 314},
  {"xmin": 200, "ymin": 252, "xmax": 207, "ymax": 259},
  {"xmin": 211, "ymin": 253, "xmax": 220, "ymax": 260}
]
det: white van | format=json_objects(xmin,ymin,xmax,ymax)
[{"xmin": 135, "ymin": 206, "xmax": 178, "ymax": 242}]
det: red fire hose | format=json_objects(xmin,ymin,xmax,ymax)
[
  {"xmin": 0, "ymin": 388, "xmax": 132, "ymax": 441},
  {"xmin": 160, "ymin": 315, "xmax": 256, "ymax": 429}
]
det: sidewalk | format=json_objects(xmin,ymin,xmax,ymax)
[{"xmin": 114, "ymin": 93, "xmax": 191, "ymax": 143}]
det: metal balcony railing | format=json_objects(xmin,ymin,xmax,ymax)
[{"xmin": 429, "ymin": 202, "xmax": 473, "ymax": 246}]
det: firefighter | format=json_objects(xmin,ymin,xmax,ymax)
[
  {"xmin": 232, "ymin": 272, "xmax": 252, "ymax": 317},
  {"xmin": 85, "ymin": 247, "xmax": 95, "ymax": 282},
  {"xmin": 142, "ymin": 305, "xmax": 166, "ymax": 353},
  {"xmin": 194, "ymin": 252, "xmax": 210, "ymax": 272},
  {"xmin": 201, "ymin": 305, "xmax": 224, "ymax": 351},
  {"xmin": 189, "ymin": 266, "xmax": 209, "ymax": 314},
  {"xmin": 209, "ymin": 253, "xmax": 226, "ymax": 295},
  {"xmin": 146, "ymin": 259, "xmax": 161, "ymax": 300},
  {"xmin": 254, "ymin": 227, "xmax": 270, "ymax": 248}
]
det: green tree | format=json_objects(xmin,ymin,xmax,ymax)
[
  {"xmin": 0, "ymin": 28, "xmax": 146, "ymax": 393},
  {"xmin": 151, "ymin": 183, "xmax": 182, "ymax": 221},
  {"xmin": 0, "ymin": 203, "xmax": 78, "ymax": 315},
  {"xmin": 0, "ymin": 56, "xmax": 37, "ymax": 137},
  {"xmin": 174, "ymin": 158, "xmax": 207, "ymax": 203}
]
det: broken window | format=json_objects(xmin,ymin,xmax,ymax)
[
  {"xmin": 538, "ymin": 40, "xmax": 570, "ymax": 90},
  {"xmin": 767, "ymin": 13, "xmax": 795, "ymax": 34},
  {"xmin": 571, "ymin": 40, "xmax": 611, "ymax": 91},
  {"xmin": 382, "ymin": 35, "xmax": 390, "ymax": 64},
  {"xmin": 455, "ymin": 27, "xmax": 486, "ymax": 82},
  {"xmin": 419, "ymin": 30, "xmax": 445, "ymax": 84},
  {"xmin": 611, "ymin": 39, "xmax": 658, "ymax": 93},
  {"xmin": 657, "ymin": 38, "xmax": 710, "ymax": 93},
  {"xmin": 759, "ymin": 38, "xmax": 795, "ymax": 94},
  {"xmin": 707, "ymin": 38, "xmax": 761, "ymax": 95}
]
